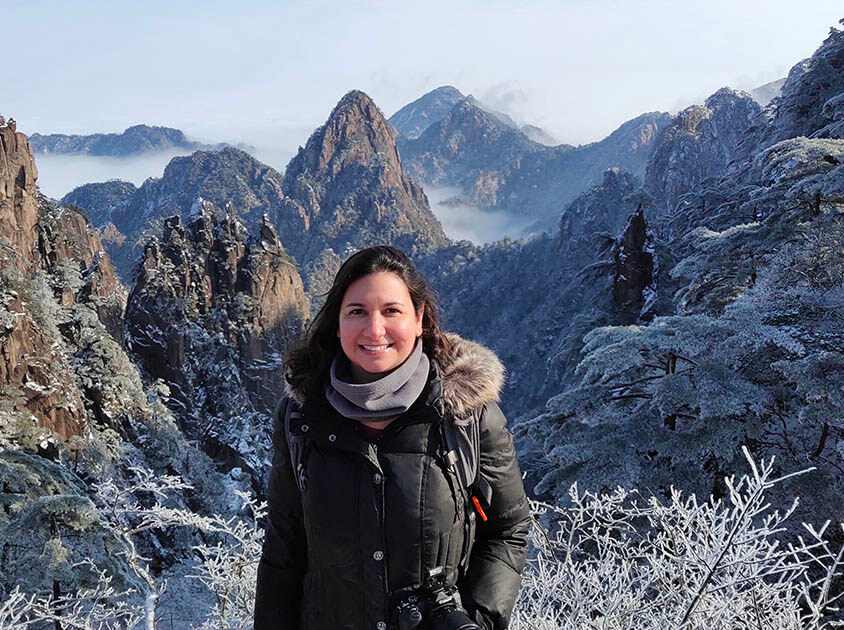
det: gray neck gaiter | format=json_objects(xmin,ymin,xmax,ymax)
[{"xmin": 325, "ymin": 339, "xmax": 429, "ymax": 421}]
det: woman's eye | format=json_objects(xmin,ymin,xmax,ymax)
[{"xmin": 348, "ymin": 308, "xmax": 364, "ymax": 316}]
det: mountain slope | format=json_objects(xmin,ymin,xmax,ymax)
[{"xmin": 389, "ymin": 86, "xmax": 466, "ymax": 139}]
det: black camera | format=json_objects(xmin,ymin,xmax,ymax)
[{"xmin": 395, "ymin": 567, "xmax": 480, "ymax": 630}]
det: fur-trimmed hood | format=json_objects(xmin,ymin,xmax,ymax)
[
  {"xmin": 439, "ymin": 333, "xmax": 505, "ymax": 418},
  {"xmin": 285, "ymin": 333, "xmax": 505, "ymax": 417}
]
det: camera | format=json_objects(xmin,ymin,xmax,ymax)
[{"xmin": 395, "ymin": 567, "xmax": 481, "ymax": 630}]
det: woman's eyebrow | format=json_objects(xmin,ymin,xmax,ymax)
[{"xmin": 343, "ymin": 301, "xmax": 405, "ymax": 307}]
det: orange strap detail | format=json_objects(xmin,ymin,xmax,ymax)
[{"xmin": 472, "ymin": 496, "xmax": 488, "ymax": 522}]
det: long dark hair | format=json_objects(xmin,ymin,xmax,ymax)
[{"xmin": 285, "ymin": 245, "xmax": 453, "ymax": 401}]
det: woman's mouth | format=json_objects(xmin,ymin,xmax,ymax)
[{"xmin": 360, "ymin": 343, "xmax": 394, "ymax": 353}]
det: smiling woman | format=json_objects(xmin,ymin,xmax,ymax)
[{"xmin": 255, "ymin": 245, "xmax": 531, "ymax": 630}]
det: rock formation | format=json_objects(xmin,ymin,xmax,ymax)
[
  {"xmin": 125, "ymin": 199, "xmax": 308, "ymax": 478},
  {"xmin": 612, "ymin": 205, "xmax": 654, "ymax": 319},
  {"xmin": 0, "ymin": 121, "xmax": 40, "ymax": 270},
  {"xmin": 767, "ymin": 22, "xmax": 844, "ymax": 142},
  {"xmin": 0, "ymin": 119, "xmax": 127, "ymax": 441},
  {"xmin": 398, "ymin": 96, "xmax": 547, "ymax": 192},
  {"xmin": 644, "ymin": 88, "xmax": 763, "ymax": 214},
  {"xmin": 278, "ymin": 90, "xmax": 449, "ymax": 278}
]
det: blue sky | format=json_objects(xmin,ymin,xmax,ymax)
[{"xmin": 6, "ymin": 1, "xmax": 842, "ymax": 151}]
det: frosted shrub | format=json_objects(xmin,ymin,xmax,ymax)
[
  {"xmin": 512, "ymin": 447, "xmax": 844, "ymax": 630},
  {"xmin": 189, "ymin": 491, "xmax": 267, "ymax": 630}
]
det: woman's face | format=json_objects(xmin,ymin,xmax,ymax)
[{"xmin": 338, "ymin": 272, "xmax": 424, "ymax": 383}]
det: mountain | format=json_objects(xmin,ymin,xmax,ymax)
[
  {"xmin": 28, "ymin": 124, "xmax": 202, "ymax": 156},
  {"xmin": 644, "ymin": 88, "xmax": 764, "ymax": 213},
  {"xmin": 63, "ymin": 147, "xmax": 288, "ymax": 281},
  {"xmin": 389, "ymin": 86, "xmax": 466, "ymax": 139},
  {"xmin": 62, "ymin": 180, "xmax": 138, "ymax": 226},
  {"xmin": 65, "ymin": 92, "xmax": 449, "ymax": 296},
  {"xmin": 390, "ymin": 86, "xmax": 559, "ymax": 147},
  {"xmin": 399, "ymin": 97, "xmax": 669, "ymax": 229},
  {"xmin": 397, "ymin": 96, "xmax": 549, "ymax": 194},
  {"xmin": 767, "ymin": 23, "xmax": 844, "ymax": 142},
  {"xmin": 277, "ymin": 90, "xmax": 449, "ymax": 291}
]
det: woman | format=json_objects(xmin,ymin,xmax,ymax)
[{"xmin": 254, "ymin": 246, "xmax": 530, "ymax": 630}]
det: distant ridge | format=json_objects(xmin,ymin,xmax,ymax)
[
  {"xmin": 29, "ymin": 124, "xmax": 199, "ymax": 156},
  {"xmin": 389, "ymin": 86, "xmax": 465, "ymax": 139},
  {"xmin": 389, "ymin": 85, "xmax": 559, "ymax": 146},
  {"xmin": 28, "ymin": 124, "xmax": 250, "ymax": 157}
]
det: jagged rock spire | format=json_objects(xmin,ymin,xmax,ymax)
[
  {"xmin": 613, "ymin": 204, "xmax": 655, "ymax": 319},
  {"xmin": 278, "ymin": 90, "xmax": 448, "ymax": 269}
]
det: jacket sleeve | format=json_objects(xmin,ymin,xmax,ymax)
[
  {"xmin": 254, "ymin": 397, "xmax": 307, "ymax": 630},
  {"xmin": 459, "ymin": 403, "xmax": 531, "ymax": 630}
]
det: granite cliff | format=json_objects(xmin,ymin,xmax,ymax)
[
  {"xmin": 644, "ymin": 88, "xmax": 764, "ymax": 214},
  {"xmin": 125, "ymin": 200, "xmax": 308, "ymax": 482},
  {"xmin": 0, "ymin": 119, "xmax": 127, "ymax": 441}
]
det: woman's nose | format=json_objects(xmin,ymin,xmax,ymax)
[{"xmin": 365, "ymin": 313, "xmax": 386, "ymax": 337}]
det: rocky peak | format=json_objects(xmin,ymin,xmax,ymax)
[
  {"xmin": 290, "ymin": 90, "xmax": 402, "ymax": 180},
  {"xmin": 399, "ymin": 96, "xmax": 544, "ymax": 188},
  {"xmin": 279, "ymin": 90, "xmax": 448, "ymax": 272},
  {"xmin": 389, "ymin": 86, "xmax": 466, "ymax": 139},
  {"xmin": 768, "ymin": 22, "xmax": 844, "ymax": 141},
  {"xmin": 125, "ymin": 200, "xmax": 307, "ymax": 476},
  {"xmin": 127, "ymin": 200, "xmax": 307, "ymax": 406},
  {"xmin": 644, "ymin": 88, "xmax": 763, "ymax": 213}
]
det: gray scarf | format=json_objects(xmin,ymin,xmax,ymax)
[{"xmin": 325, "ymin": 339, "xmax": 429, "ymax": 421}]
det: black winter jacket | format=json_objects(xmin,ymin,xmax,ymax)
[{"xmin": 254, "ymin": 335, "xmax": 531, "ymax": 630}]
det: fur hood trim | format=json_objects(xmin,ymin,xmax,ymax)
[
  {"xmin": 284, "ymin": 333, "xmax": 505, "ymax": 416},
  {"xmin": 439, "ymin": 333, "xmax": 505, "ymax": 418}
]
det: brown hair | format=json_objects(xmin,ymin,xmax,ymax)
[{"xmin": 285, "ymin": 245, "xmax": 453, "ymax": 401}]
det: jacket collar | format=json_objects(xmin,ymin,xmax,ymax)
[{"xmin": 286, "ymin": 333, "xmax": 505, "ymax": 420}]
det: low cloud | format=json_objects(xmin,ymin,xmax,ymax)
[
  {"xmin": 424, "ymin": 186, "xmax": 537, "ymax": 244},
  {"xmin": 34, "ymin": 149, "xmax": 194, "ymax": 199}
]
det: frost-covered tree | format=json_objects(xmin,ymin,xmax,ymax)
[{"xmin": 512, "ymin": 450, "xmax": 844, "ymax": 629}]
